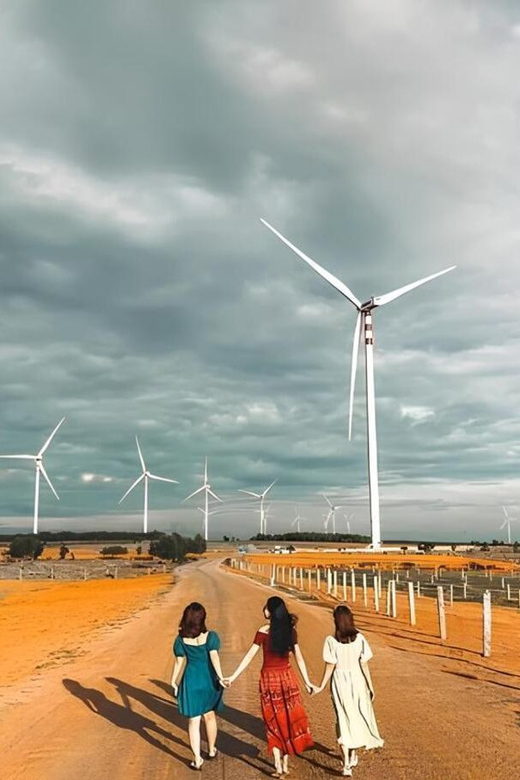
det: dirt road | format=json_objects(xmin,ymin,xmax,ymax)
[{"xmin": 1, "ymin": 558, "xmax": 519, "ymax": 779}]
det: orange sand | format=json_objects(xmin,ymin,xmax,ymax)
[
  {"xmin": 0, "ymin": 575, "xmax": 172, "ymax": 687},
  {"xmin": 229, "ymin": 563, "xmax": 520, "ymax": 680},
  {"xmin": 244, "ymin": 550, "xmax": 520, "ymax": 572}
]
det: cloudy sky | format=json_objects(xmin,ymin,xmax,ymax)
[{"xmin": 1, "ymin": 0, "xmax": 520, "ymax": 541}]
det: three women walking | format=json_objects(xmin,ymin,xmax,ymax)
[{"xmin": 172, "ymin": 599, "xmax": 383, "ymax": 776}]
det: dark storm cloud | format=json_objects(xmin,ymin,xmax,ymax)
[{"xmin": 1, "ymin": 1, "xmax": 520, "ymax": 540}]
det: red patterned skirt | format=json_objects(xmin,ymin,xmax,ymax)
[{"xmin": 259, "ymin": 667, "xmax": 314, "ymax": 755}]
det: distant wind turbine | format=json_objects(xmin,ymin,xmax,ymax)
[
  {"xmin": 261, "ymin": 218, "xmax": 455, "ymax": 549},
  {"xmin": 119, "ymin": 437, "xmax": 179, "ymax": 535},
  {"xmin": 344, "ymin": 512, "xmax": 355, "ymax": 535},
  {"xmin": 500, "ymin": 506, "xmax": 517, "ymax": 545},
  {"xmin": 184, "ymin": 457, "xmax": 222, "ymax": 541},
  {"xmin": 291, "ymin": 506, "xmax": 305, "ymax": 533},
  {"xmin": 238, "ymin": 479, "xmax": 277, "ymax": 535},
  {"xmin": 323, "ymin": 495, "xmax": 346, "ymax": 535},
  {"xmin": 0, "ymin": 417, "xmax": 65, "ymax": 535}
]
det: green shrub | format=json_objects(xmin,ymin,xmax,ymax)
[
  {"xmin": 9, "ymin": 535, "xmax": 44, "ymax": 559},
  {"xmin": 100, "ymin": 545, "xmax": 128, "ymax": 556}
]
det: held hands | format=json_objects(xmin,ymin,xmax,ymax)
[{"xmin": 305, "ymin": 682, "xmax": 321, "ymax": 695}]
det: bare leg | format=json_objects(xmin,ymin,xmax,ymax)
[
  {"xmin": 188, "ymin": 716, "xmax": 203, "ymax": 767},
  {"xmin": 272, "ymin": 747, "xmax": 283, "ymax": 775},
  {"xmin": 282, "ymin": 753, "xmax": 290, "ymax": 774},
  {"xmin": 203, "ymin": 710, "xmax": 218, "ymax": 755}
]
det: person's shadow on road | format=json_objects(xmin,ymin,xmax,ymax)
[
  {"xmin": 149, "ymin": 677, "xmax": 274, "ymax": 771},
  {"xmin": 62, "ymin": 679, "xmax": 188, "ymax": 765}
]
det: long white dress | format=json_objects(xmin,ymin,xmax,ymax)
[{"xmin": 323, "ymin": 633, "xmax": 384, "ymax": 750}]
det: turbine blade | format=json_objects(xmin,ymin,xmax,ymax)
[
  {"xmin": 238, "ymin": 490, "xmax": 262, "ymax": 498},
  {"xmin": 148, "ymin": 474, "xmax": 179, "ymax": 484},
  {"xmin": 263, "ymin": 479, "xmax": 278, "ymax": 496},
  {"xmin": 499, "ymin": 520, "xmax": 507, "ymax": 529},
  {"xmin": 197, "ymin": 506, "xmax": 205, "ymax": 514},
  {"xmin": 38, "ymin": 417, "xmax": 66, "ymax": 456},
  {"xmin": 260, "ymin": 219, "xmax": 362, "ymax": 308},
  {"xmin": 323, "ymin": 494, "xmax": 333, "ymax": 508},
  {"xmin": 372, "ymin": 266, "xmax": 457, "ymax": 307},
  {"xmin": 0, "ymin": 454, "xmax": 35, "ymax": 459},
  {"xmin": 502, "ymin": 506, "xmax": 509, "ymax": 519},
  {"xmin": 39, "ymin": 463, "xmax": 60, "ymax": 500},
  {"xmin": 135, "ymin": 436, "xmax": 146, "ymax": 472},
  {"xmin": 348, "ymin": 311, "xmax": 362, "ymax": 441},
  {"xmin": 183, "ymin": 485, "xmax": 205, "ymax": 502},
  {"xmin": 208, "ymin": 488, "xmax": 223, "ymax": 503},
  {"xmin": 119, "ymin": 473, "xmax": 144, "ymax": 503}
]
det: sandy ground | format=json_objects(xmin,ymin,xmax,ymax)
[
  {"xmin": 0, "ymin": 575, "xmax": 172, "ymax": 687},
  {"xmin": 0, "ymin": 559, "xmax": 519, "ymax": 779},
  {"xmin": 245, "ymin": 551, "xmax": 520, "ymax": 572}
]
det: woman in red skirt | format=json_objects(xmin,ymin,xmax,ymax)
[{"xmin": 225, "ymin": 596, "xmax": 314, "ymax": 777}]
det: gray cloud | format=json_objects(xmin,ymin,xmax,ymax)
[{"xmin": 0, "ymin": 1, "xmax": 519, "ymax": 541}]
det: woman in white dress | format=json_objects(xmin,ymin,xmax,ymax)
[{"xmin": 314, "ymin": 605, "xmax": 383, "ymax": 776}]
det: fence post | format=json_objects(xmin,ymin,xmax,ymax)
[
  {"xmin": 386, "ymin": 582, "xmax": 392, "ymax": 616},
  {"xmin": 271, "ymin": 565, "xmax": 276, "ymax": 587},
  {"xmin": 351, "ymin": 570, "xmax": 356, "ymax": 602},
  {"xmin": 391, "ymin": 580, "xmax": 397, "ymax": 618},
  {"xmin": 463, "ymin": 581, "xmax": 467, "ymax": 599},
  {"xmin": 416, "ymin": 580, "xmax": 421, "ymax": 598},
  {"xmin": 333, "ymin": 570, "xmax": 338, "ymax": 598},
  {"xmin": 507, "ymin": 583, "xmax": 511, "ymax": 601},
  {"xmin": 307, "ymin": 569, "xmax": 311, "ymax": 592},
  {"xmin": 483, "ymin": 590, "xmax": 492, "ymax": 658},
  {"xmin": 363, "ymin": 573, "xmax": 368, "ymax": 607},
  {"xmin": 327, "ymin": 569, "xmax": 332, "ymax": 595},
  {"xmin": 373, "ymin": 576, "xmax": 380, "ymax": 612},
  {"xmin": 437, "ymin": 586, "xmax": 447, "ymax": 640},
  {"xmin": 408, "ymin": 581, "xmax": 416, "ymax": 626},
  {"xmin": 343, "ymin": 571, "xmax": 347, "ymax": 602},
  {"xmin": 450, "ymin": 584, "xmax": 453, "ymax": 607},
  {"xmin": 317, "ymin": 568, "xmax": 321, "ymax": 592},
  {"xmin": 300, "ymin": 567, "xmax": 304, "ymax": 590}
]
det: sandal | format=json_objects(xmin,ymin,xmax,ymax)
[
  {"xmin": 341, "ymin": 768, "xmax": 352, "ymax": 777},
  {"xmin": 190, "ymin": 758, "xmax": 204, "ymax": 771}
]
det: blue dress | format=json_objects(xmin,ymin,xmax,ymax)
[{"xmin": 173, "ymin": 630, "xmax": 224, "ymax": 718}]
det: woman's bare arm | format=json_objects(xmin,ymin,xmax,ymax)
[
  {"xmin": 209, "ymin": 649, "xmax": 227, "ymax": 685},
  {"xmin": 171, "ymin": 656, "xmax": 185, "ymax": 696},
  {"xmin": 315, "ymin": 662, "xmax": 335, "ymax": 693},
  {"xmin": 226, "ymin": 643, "xmax": 260, "ymax": 683},
  {"xmin": 293, "ymin": 643, "xmax": 315, "ymax": 692}
]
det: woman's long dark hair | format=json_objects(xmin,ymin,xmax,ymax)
[
  {"xmin": 179, "ymin": 602, "xmax": 207, "ymax": 638},
  {"xmin": 265, "ymin": 596, "xmax": 297, "ymax": 656},
  {"xmin": 334, "ymin": 605, "xmax": 358, "ymax": 644}
]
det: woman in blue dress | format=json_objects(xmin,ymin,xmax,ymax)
[{"xmin": 171, "ymin": 602, "xmax": 226, "ymax": 770}]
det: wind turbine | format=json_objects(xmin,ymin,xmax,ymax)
[
  {"xmin": 238, "ymin": 479, "xmax": 277, "ymax": 535},
  {"xmin": 261, "ymin": 218, "xmax": 456, "ymax": 549},
  {"xmin": 184, "ymin": 457, "xmax": 222, "ymax": 541},
  {"xmin": 119, "ymin": 437, "xmax": 179, "ymax": 535},
  {"xmin": 344, "ymin": 512, "xmax": 355, "ymax": 535},
  {"xmin": 0, "ymin": 417, "xmax": 65, "ymax": 534},
  {"xmin": 323, "ymin": 494, "xmax": 346, "ymax": 535},
  {"xmin": 500, "ymin": 506, "xmax": 517, "ymax": 545},
  {"xmin": 291, "ymin": 506, "xmax": 305, "ymax": 533}
]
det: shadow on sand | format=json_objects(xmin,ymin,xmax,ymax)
[{"xmin": 62, "ymin": 677, "xmax": 272, "ymax": 773}]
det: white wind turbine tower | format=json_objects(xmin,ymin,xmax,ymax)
[
  {"xmin": 344, "ymin": 513, "xmax": 355, "ymax": 535},
  {"xmin": 323, "ymin": 494, "xmax": 346, "ymax": 535},
  {"xmin": 119, "ymin": 437, "xmax": 179, "ymax": 535},
  {"xmin": 184, "ymin": 458, "xmax": 222, "ymax": 541},
  {"xmin": 261, "ymin": 219, "xmax": 456, "ymax": 550},
  {"xmin": 500, "ymin": 506, "xmax": 517, "ymax": 545},
  {"xmin": 291, "ymin": 506, "xmax": 305, "ymax": 533},
  {"xmin": 0, "ymin": 417, "xmax": 66, "ymax": 535},
  {"xmin": 238, "ymin": 480, "xmax": 277, "ymax": 535}
]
